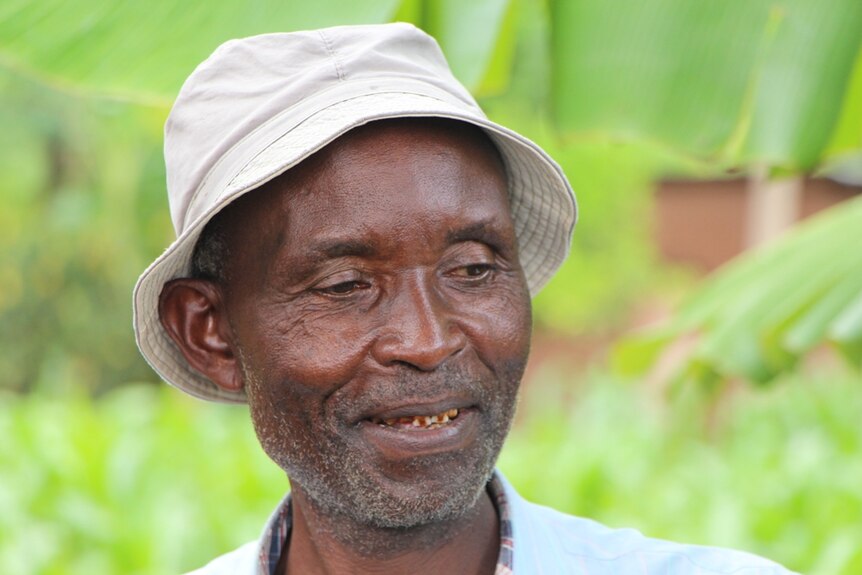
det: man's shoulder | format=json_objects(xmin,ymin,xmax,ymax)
[
  {"xmin": 183, "ymin": 541, "xmax": 258, "ymax": 575},
  {"xmin": 507, "ymin": 484, "xmax": 797, "ymax": 574}
]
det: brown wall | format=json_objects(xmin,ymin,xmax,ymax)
[{"xmin": 654, "ymin": 178, "xmax": 860, "ymax": 272}]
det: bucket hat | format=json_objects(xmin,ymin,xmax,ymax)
[{"xmin": 134, "ymin": 22, "xmax": 577, "ymax": 403}]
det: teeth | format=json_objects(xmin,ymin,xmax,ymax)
[{"xmin": 373, "ymin": 408, "xmax": 460, "ymax": 429}]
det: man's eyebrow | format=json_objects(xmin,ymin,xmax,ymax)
[
  {"xmin": 446, "ymin": 221, "xmax": 507, "ymax": 246},
  {"xmin": 305, "ymin": 239, "xmax": 377, "ymax": 259}
]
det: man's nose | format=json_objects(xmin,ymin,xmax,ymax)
[{"xmin": 371, "ymin": 274, "xmax": 467, "ymax": 371}]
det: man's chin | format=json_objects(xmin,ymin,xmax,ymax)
[
  {"xmin": 305, "ymin": 458, "xmax": 496, "ymax": 530},
  {"xmin": 279, "ymin": 424, "xmax": 501, "ymax": 530}
]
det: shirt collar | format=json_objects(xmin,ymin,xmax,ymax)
[{"xmin": 256, "ymin": 471, "xmax": 515, "ymax": 574}]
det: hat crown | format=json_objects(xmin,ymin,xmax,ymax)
[{"xmin": 164, "ymin": 23, "xmax": 480, "ymax": 235}]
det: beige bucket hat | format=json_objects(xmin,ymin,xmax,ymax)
[{"xmin": 134, "ymin": 22, "xmax": 577, "ymax": 403}]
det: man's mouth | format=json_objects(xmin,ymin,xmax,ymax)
[
  {"xmin": 369, "ymin": 408, "xmax": 460, "ymax": 430},
  {"xmin": 357, "ymin": 403, "xmax": 479, "ymax": 461}
]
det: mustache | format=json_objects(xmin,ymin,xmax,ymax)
[{"xmin": 335, "ymin": 361, "xmax": 523, "ymax": 423}]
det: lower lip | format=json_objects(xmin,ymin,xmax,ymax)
[{"xmin": 357, "ymin": 408, "xmax": 480, "ymax": 460}]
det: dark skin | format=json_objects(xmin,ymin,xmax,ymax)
[{"xmin": 158, "ymin": 119, "xmax": 532, "ymax": 574}]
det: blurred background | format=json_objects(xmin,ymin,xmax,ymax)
[{"xmin": 1, "ymin": 1, "xmax": 861, "ymax": 573}]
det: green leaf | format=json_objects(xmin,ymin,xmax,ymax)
[
  {"xmin": 830, "ymin": 292, "xmax": 862, "ymax": 344},
  {"xmin": 611, "ymin": 329, "xmax": 675, "ymax": 377},
  {"xmin": 549, "ymin": 0, "xmax": 862, "ymax": 170},
  {"xmin": 784, "ymin": 273, "xmax": 862, "ymax": 353},
  {"xmin": 743, "ymin": 3, "xmax": 862, "ymax": 168},
  {"xmin": 826, "ymin": 48, "xmax": 862, "ymax": 156},
  {"xmin": 0, "ymin": 1, "xmax": 401, "ymax": 104},
  {"xmin": 420, "ymin": 0, "xmax": 514, "ymax": 93},
  {"xmin": 474, "ymin": 0, "xmax": 517, "ymax": 96},
  {"xmin": 616, "ymin": 195, "xmax": 862, "ymax": 385}
]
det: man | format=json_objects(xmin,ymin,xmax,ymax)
[{"xmin": 134, "ymin": 23, "xmax": 794, "ymax": 574}]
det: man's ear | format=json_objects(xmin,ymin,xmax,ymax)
[{"xmin": 158, "ymin": 278, "xmax": 244, "ymax": 392}]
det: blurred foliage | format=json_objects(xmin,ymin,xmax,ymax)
[
  {"xmin": 550, "ymin": 0, "xmax": 862, "ymax": 170},
  {"xmin": 396, "ymin": 0, "xmax": 517, "ymax": 96},
  {"xmin": 616, "ymin": 195, "xmax": 862, "ymax": 385},
  {"xmin": 545, "ymin": 0, "xmax": 862, "ymax": 381},
  {"xmin": 827, "ymin": 52, "xmax": 862, "ymax": 158},
  {"xmin": 0, "ymin": 0, "xmax": 401, "ymax": 103},
  {"xmin": 0, "ymin": 385, "xmax": 283, "ymax": 575},
  {"xmin": 476, "ymin": 0, "xmax": 666, "ymax": 332},
  {"xmin": 0, "ymin": 73, "xmax": 170, "ymax": 394},
  {"xmin": 1, "ymin": 370, "xmax": 860, "ymax": 574}
]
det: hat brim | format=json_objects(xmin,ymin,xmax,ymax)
[{"xmin": 134, "ymin": 90, "xmax": 576, "ymax": 403}]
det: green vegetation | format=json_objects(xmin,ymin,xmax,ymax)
[
  {"xmin": 0, "ymin": 75, "xmax": 169, "ymax": 394},
  {"xmin": 616, "ymin": 195, "xmax": 862, "ymax": 385},
  {"xmin": 2, "ymin": 370, "xmax": 859, "ymax": 574}
]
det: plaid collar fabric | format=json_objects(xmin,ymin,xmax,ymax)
[
  {"xmin": 490, "ymin": 472, "xmax": 515, "ymax": 574},
  {"xmin": 258, "ymin": 472, "xmax": 515, "ymax": 574}
]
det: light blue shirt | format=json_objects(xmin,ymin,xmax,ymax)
[
  {"xmin": 498, "ymin": 474, "xmax": 796, "ymax": 574},
  {"xmin": 187, "ymin": 472, "xmax": 797, "ymax": 574}
]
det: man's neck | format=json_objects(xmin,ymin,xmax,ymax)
[{"xmin": 281, "ymin": 486, "xmax": 500, "ymax": 575}]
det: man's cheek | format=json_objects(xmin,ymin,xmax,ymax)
[
  {"xmin": 256, "ymin": 321, "xmax": 375, "ymax": 392},
  {"xmin": 462, "ymin": 302, "xmax": 531, "ymax": 358},
  {"xmin": 248, "ymin": 389, "xmax": 319, "ymax": 462}
]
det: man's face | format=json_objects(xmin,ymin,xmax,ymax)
[{"xmin": 217, "ymin": 119, "xmax": 531, "ymax": 528}]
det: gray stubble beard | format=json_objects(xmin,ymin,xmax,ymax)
[{"xmin": 242, "ymin": 358, "xmax": 521, "ymax": 540}]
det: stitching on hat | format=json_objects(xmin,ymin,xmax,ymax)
[
  {"xmin": 223, "ymin": 92, "xmax": 480, "ymax": 199},
  {"xmin": 183, "ymin": 81, "xmax": 463, "ymax": 230},
  {"xmin": 318, "ymin": 30, "xmax": 345, "ymax": 81}
]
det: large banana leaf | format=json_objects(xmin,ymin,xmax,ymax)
[
  {"xmin": 396, "ymin": 0, "xmax": 515, "ymax": 95},
  {"xmin": 550, "ymin": 0, "xmax": 862, "ymax": 170},
  {"xmin": 615, "ymin": 195, "xmax": 862, "ymax": 386},
  {"xmin": 0, "ymin": 2, "xmax": 396, "ymax": 103},
  {"xmin": 3, "ymin": 0, "xmax": 858, "ymax": 165},
  {"xmin": 0, "ymin": 0, "xmax": 513, "ymax": 104},
  {"xmin": 826, "ymin": 50, "xmax": 862, "ymax": 158}
]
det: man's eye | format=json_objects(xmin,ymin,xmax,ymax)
[
  {"xmin": 454, "ymin": 263, "xmax": 494, "ymax": 279},
  {"xmin": 319, "ymin": 280, "xmax": 365, "ymax": 295}
]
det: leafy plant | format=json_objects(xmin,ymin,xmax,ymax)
[
  {"xmin": 545, "ymin": 0, "xmax": 862, "ymax": 380},
  {"xmin": 549, "ymin": 0, "xmax": 862, "ymax": 170},
  {"xmin": 615, "ymin": 195, "xmax": 862, "ymax": 385},
  {"xmin": 0, "ymin": 1, "xmax": 401, "ymax": 103}
]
